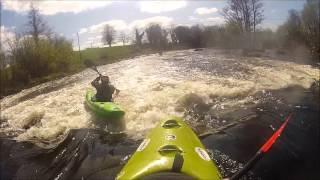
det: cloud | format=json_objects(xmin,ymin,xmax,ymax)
[
  {"xmin": 1, "ymin": 26, "xmax": 16, "ymax": 51},
  {"xmin": 2, "ymin": 1, "xmax": 112, "ymax": 15},
  {"xmin": 189, "ymin": 16, "xmax": 197, "ymax": 21},
  {"xmin": 189, "ymin": 16, "xmax": 225, "ymax": 26},
  {"xmin": 80, "ymin": 20, "xmax": 128, "ymax": 35},
  {"xmin": 139, "ymin": 1, "xmax": 187, "ymax": 13},
  {"xmin": 83, "ymin": 39, "xmax": 104, "ymax": 48},
  {"xmin": 261, "ymin": 22, "xmax": 278, "ymax": 31},
  {"xmin": 76, "ymin": 20, "xmax": 128, "ymax": 50},
  {"xmin": 76, "ymin": 16, "xmax": 173, "ymax": 50},
  {"xmin": 79, "ymin": 28, "xmax": 88, "ymax": 34},
  {"xmin": 99, "ymin": 20, "xmax": 128, "ymax": 31},
  {"xmin": 195, "ymin": 7, "xmax": 218, "ymax": 15},
  {"xmin": 206, "ymin": 17, "xmax": 225, "ymax": 25},
  {"xmin": 129, "ymin": 16, "xmax": 173, "ymax": 29},
  {"xmin": 87, "ymin": 35, "xmax": 102, "ymax": 41},
  {"xmin": 81, "ymin": 35, "xmax": 124, "ymax": 50},
  {"xmin": 79, "ymin": 16, "xmax": 173, "ymax": 35}
]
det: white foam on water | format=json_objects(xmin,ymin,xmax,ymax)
[
  {"xmin": 0, "ymin": 50, "xmax": 319, "ymax": 143},
  {"xmin": 247, "ymin": 59, "xmax": 318, "ymax": 90},
  {"xmin": 2, "ymin": 84, "xmax": 94, "ymax": 141}
]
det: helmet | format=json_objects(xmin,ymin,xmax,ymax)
[{"xmin": 101, "ymin": 76, "xmax": 109, "ymax": 83}]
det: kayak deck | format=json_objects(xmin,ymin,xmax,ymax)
[{"xmin": 117, "ymin": 117, "xmax": 221, "ymax": 180}]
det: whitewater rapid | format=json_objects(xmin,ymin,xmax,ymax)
[{"xmin": 0, "ymin": 49, "xmax": 319, "ymax": 144}]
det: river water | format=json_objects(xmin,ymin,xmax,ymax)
[{"xmin": 0, "ymin": 49, "xmax": 319, "ymax": 179}]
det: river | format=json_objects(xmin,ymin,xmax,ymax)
[{"xmin": 0, "ymin": 49, "xmax": 319, "ymax": 179}]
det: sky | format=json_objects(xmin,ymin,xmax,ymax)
[{"xmin": 1, "ymin": 0, "xmax": 306, "ymax": 50}]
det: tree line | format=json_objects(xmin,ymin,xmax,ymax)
[
  {"xmin": 277, "ymin": 0, "xmax": 319, "ymax": 60},
  {"xmin": 102, "ymin": 0, "xmax": 318, "ymax": 60}
]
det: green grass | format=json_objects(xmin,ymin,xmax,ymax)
[
  {"xmin": 79, "ymin": 45, "xmax": 137, "ymax": 66},
  {"xmin": 78, "ymin": 45, "xmax": 161, "ymax": 66}
]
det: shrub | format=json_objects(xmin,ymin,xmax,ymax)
[{"xmin": 10, "ymin": 36, "xmax": 75, "ymax": 78}]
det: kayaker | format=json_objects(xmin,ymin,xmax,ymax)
[{"xmin": 91, "ymin": 75, "xmax": 120, "ymax": 102}]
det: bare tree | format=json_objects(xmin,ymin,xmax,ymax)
[
  {"xmin": 160, "ymin": 28, "xmax": 168, "ymax": 52},
  {"xmin": 134, "ymin": 28, "xmax": 144, "ymax": 46},
  {"xmin": 145, "ymin": 24, "xmax": 169, "ymax": 51},
  {"xmin": 190, "ymin": 25, "xmax": 205, "ymax": 48},
  {"xmin": 251, "ymin": 0, "xmax": 264, "ymax": 33},
  {"xmin": 287, "ymin": 10, "xmax": 303, "ymax": 43},
  {"xmin": 161, "ymin": 29, "xmax": 168, "ymax": 45},
  {"xmin": 119, "ymin": 31, "xmax": 128, "ymax": 46},
  {"xmin": 169, "ymin": 25, "xmax": 178, "ymax": 44},
  {"xmin": 174, "ymin": 26, "xmax": 191, "ymax": 45},
  {"xmin": 301, "ymin": 0, "xmax": 319, "ymax": 59},
  {"xmin": 102, "ymin": 24, "xmax": 116, "ymax": 47},
  {"xmin": 222, "ymin": 0, "xmax": 264, "ymax": 33},
  {"xmin": 0, "ymin": 50, "xmax": 6, "ymax": 69},
  {"xmin": 222, "ymin": 0, "xmax": 264, "ymax": 48},
  {"xmin": 145, "ymin": 24, "xmax": 162, "ymax": 46},
  {"xmin": 26, "ymin": 4, "xmax": 52, "ymax": 44}
]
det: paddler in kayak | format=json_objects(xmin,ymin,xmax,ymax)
[{"xmin": 91, "ymin": 75, "xmax": 120, "ymax": 102}]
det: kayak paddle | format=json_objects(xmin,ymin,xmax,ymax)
[
  {"xmin": 84, "ymin": 59, "xmax": 102, "ymax": 77},
  {"xmin": 229, "ymin": 113, "xmax": 292, "ymax": 180}
]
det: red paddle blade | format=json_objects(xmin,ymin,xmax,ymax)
[{"xmin": 260, "ymin": 114, "xmax": 292, "ymax": 153}]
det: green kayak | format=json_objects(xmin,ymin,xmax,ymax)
[
  {"xmin": 117, "ymin": 117, "xmax": 222, "ymax": 180},
  {"xmin": 85, "ymin": 89, "xmax": 125, "ymax": 119}
]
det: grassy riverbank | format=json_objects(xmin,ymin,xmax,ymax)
[
  {"xmin": 79, "ymin": 45, "xmax": 159, "ymax": 67},
  {"xmin": 0, "ymin": 45, "xmax": 160, "ymax": 98}
]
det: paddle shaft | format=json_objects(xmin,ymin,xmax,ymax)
[
  {"xmin": 91, "ymin": 66, "xmax": 102, "ymax": 77},
  {"xmin": 229, "ymin": 114, "xmax": 292, "ymax": 180},
  {"xmin": 84, "ymin": 59, "xmax": 102, "ymax": 77}
]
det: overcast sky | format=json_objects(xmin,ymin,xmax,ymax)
[{"xmin": 1, "ymin": 0, "xmax": 306, "ymax": 50}]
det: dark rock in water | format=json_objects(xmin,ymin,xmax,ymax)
[
  {"xmin": 178, "ymin": 93, "xmax": 210, "ymax": 113},
  {"xmin": 174, "ymin": 106, "xmax": 184, "ymax": 112},
  {"xmin": 0, "ymin": 129, "xmax": 138, "ymax": 180},
  {"xmin": 310, "ymin": 80, "xmax": 320, "ymax": 96},
  {"xmin": 21, "ymin": 111, "xmax": 45, "ymax": 129}
]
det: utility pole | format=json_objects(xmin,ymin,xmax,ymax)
[{"xmin": 77, "ymin": 32, "xmax": 81, "ymax": 61}]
